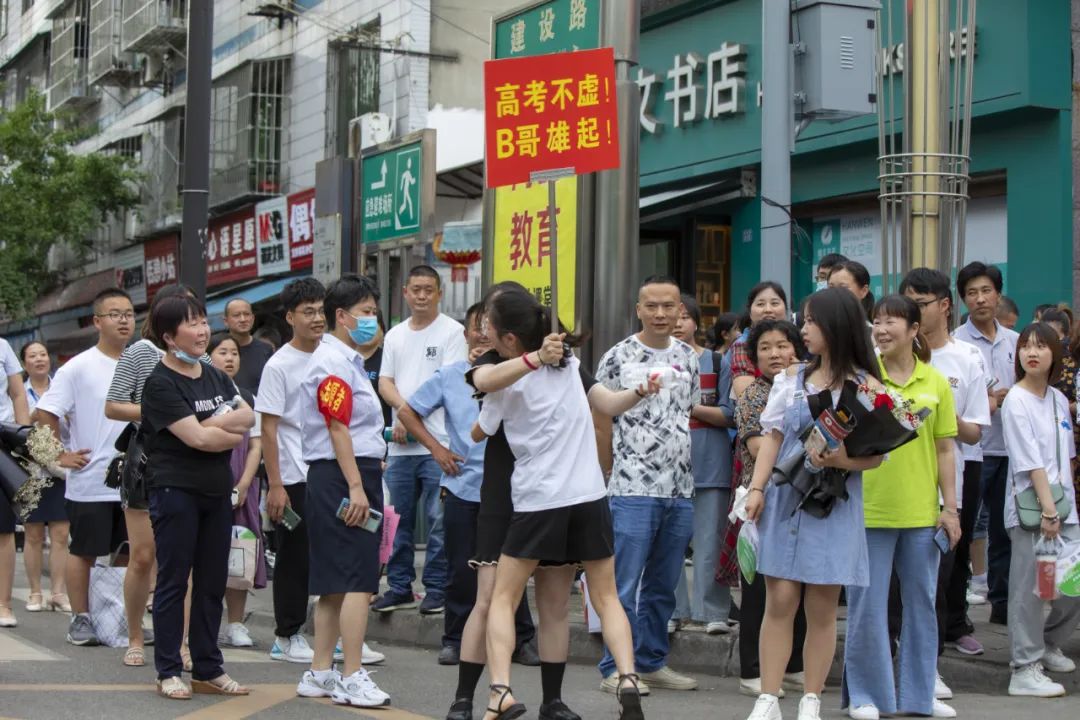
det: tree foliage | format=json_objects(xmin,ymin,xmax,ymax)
[{"xmin": 0, "ymin": 90, "xmax": 142, "ymax": 316}]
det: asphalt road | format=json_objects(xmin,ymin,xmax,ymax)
[{"xmin": 2, "ymin": 580, "xmax": 1080, "ymax": 718}]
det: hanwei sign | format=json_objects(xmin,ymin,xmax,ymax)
[
  {"xmin": 255, "ymin": 196, "xmax": 289, "ymax": 277},
  {"xmin": 484, "ymin": 47, "xmax": 620, "ymax": 188},
  {"xmin": 360, "ymin": 129, "xmax": 436, "ymax": 245},
  {"xmin": 287, "ymin": 188, "xmax": 316, "ymax": 270}
]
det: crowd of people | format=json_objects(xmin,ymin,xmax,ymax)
[{"xmin": 0, "ymin": 255, "xmax": 1075, "ymax": 720}]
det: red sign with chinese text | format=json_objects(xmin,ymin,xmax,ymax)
[
  {"xmin": 484, "ymin": 47, "xmax": 619, "ymax": 188},
  {"xmin": 288, "ymin": 188, "xmax": 316, "ymax": 271},
  {"xmin": 143, "ymin": 234, "xmax": 179, "ymax": 302},
  {"xmin": 207, "ymin": 207, "xmax": 258, "ymax": 287}
]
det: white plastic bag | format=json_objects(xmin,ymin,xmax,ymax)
[
  {"xmin": 1056, "ymin": 537, "xmax": 1080, "ymax": 597},
  {"xmin": 729, "ymin": 485, "xmax": 750, "ymax": 524},
  {"xmin": 89, "ymin": 565, "xmax": 128, "ymax": 648}
]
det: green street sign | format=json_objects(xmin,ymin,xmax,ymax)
[
  {"xmin": 360, "ymin": 129, "xmax": 436, "ymax": 245},
  {"xmin": 493, "ymin": 0, "xmax": 601, "ymax": 59}
]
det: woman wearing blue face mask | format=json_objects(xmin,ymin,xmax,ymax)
[
  {"xmin": 294, "ymin": 274, "xmax": 392, "ymax": 708},
  {"xmin": 141, "ymin": 295, "xmax": 255, "ymax": 700}
]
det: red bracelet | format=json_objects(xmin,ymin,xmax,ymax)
[{"xmin": 521, "ymin": 353, "xmax": 539, "ymax": 370}]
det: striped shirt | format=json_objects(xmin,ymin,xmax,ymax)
[{"xmin": 106, "ymin": 339, "xmax": 163, "ymax": 405}]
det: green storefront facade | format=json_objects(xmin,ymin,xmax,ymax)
[{"xmin": 636, "ymin": 0, "xmax": 1072, "ymax": 325}]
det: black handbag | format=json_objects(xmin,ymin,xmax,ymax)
[{"xmin": 106, "ymin": 423, "xmax": 147, "ymax": 492}]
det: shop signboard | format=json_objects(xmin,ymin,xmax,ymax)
[
  {"xmin": 207, "ymin": 207, "xmax": 258, "ymax": 287},
  {"xmin": 288, "ymin": 188, "xmax": 316, "ymax": 270},
  {"xmin": 143, "ymin": 234, "xmax": 179, "ymax": 302},
  {"xmin": 313, "ymin": 214, "xmax": 342, "ymax": 287},
  {"xmin": 489, "ymin": 0, "xmax": 603, "ymax": 330},
  {"xmin": 484, "ymin": 47, "xmax": 620, "ymax": 188},
  {"xmin": 255, "ymin": 196, "xmax": 290, "ymax": 277},
  {"xmin": 360, "ymin": 129, "xmax": 436, "ymax": 245},
  {"xmin": 810, "ymin": 196, "xmax": 1008, "ymax": 296},
  {"xmin": 114, "ymin": 244, "xmax": 147, "ymax": 307}
]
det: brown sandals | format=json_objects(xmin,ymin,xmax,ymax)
[{"xmin": 191, "ymin": 674, "xmax": 250, "ymax": 696}]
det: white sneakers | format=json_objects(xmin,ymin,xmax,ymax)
[
  {"xmin": 706, "ymin": 620, "xmax": 735, "ymax": 635},
  {"xmin": 932, "ymin": 699, "xmax": 957, "ymax": 718},
  {"xmin": 746, "ymin": 694, "xmax": 782, "ymax": 720},
  {"xmin": 331, "ymin": 669, "xmax": 391, "ymax": 707},
  {"xmin": 297, "ymin": 668, "xmax": 340, "ymax": 698},
  {"xmin": 220, "ymin": 622, "xmax": 254, "ymax": 648},
  {"xmin": 934, "ymin": 673, "xmax": 953, "ymax": 700},
  {"xmin": 848, "ymin": 704, "xmax": 879, "ymax": 720},
  {"xmin": 1042, "ymin": 646, "xmax": 1077, "ymax": 673},
  {"xmin": 332, "ymin": 640, "xmax": 386, "ymax": 665},
  {"xmin": 797, "ymin": 693, "xmax": 821, "ymax": 720},
  {"xmin": 271, "ymin": 634, "xmax": 315, "ymax": 664},
  {"xmin": 1009, "ymin": 663, "xmax": 1066, "ymax": 697}
]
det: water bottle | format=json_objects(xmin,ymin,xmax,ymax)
[
  {"xmin": 1035, "ymin": 535, "xmax": 1059, "ymax": 601},
  {"xmin": 384, "ymin": 427, "xmax": 417, "ymax": 443}
]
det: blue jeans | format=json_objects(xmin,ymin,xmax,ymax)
[
  {"xmin": 674, "ymin": 487, "xmax": 732, "ymax": 623},
  {"xmin": 385, "ymin": 455, "xmax": 447, "ymax": 599},
  {"xmin": 598, "ymin": 496, "xmax": 693, "ymax": 678},
  {"xmin": 844, "ymin": 528, "xmax": 938, "ymax": 716},
  {"xmin": 981, "ymin": 456, "xmax": 1011, "ymax": 611}
]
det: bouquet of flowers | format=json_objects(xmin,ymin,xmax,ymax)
[
  {"xmin": 839, "ymin": 381, "xmax": 932, "ymax": 457},
  {"xmin": 0, "ymin": 422, "xmax": 64, "ymax": 520}
]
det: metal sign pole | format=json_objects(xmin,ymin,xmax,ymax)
[{"xmin": 531, "ymin": 168, "xmax": 575, "ymax": 334}]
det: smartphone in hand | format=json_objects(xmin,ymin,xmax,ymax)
[
  {"xmin": 280, "ymin": 505, "xmax": 302, "ymax": 531},
  {"xmin": 337, "ymin": 499, "xmax": 383, "ymax": 533},
  {"xmin": 933, "ymin": 526, "xmax": 950, "ymax": 554}
]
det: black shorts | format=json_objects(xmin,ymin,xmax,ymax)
[
  {"xmin": 501, "ymin": 497, "xmax": 615, "ymax": 565},
  {"xmin": 306, "ymin": 458, "xmax": 383, "ymax": 596},
  {"xmin": 472, "ymin": 428, "xmax": 515, "ymax": 566},
  {"xmin": 66, "ymin": 500, "xmax": 127, "ymax": 558},
  {"xmin": 25, "ymin": 479, "xmax": 67, "ymax": 524}
]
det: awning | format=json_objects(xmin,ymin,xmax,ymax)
[
  {"xmin": 34, "ymin": 269, "xmax": 120, "ymax": 316},
  {"xmin": 205, "ymin": 275, "xmax": 298, "ymax": 331},
  {"xmin": 437, "ymin": 161, "xmax": 485, "ymax": 200},
  {"xmin": 639, "ymin": 171, "xmax": 755, "ymax": 224},
  {"xmin": 45, "ymin": 324, "xmax": 100, "ymax": 359}
]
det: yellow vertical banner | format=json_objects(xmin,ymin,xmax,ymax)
[{"xmin": 492, "ymin": 178, "xmax": 577, "ymax": 329}]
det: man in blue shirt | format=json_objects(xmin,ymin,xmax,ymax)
[
  {"xmin": 397, "ymin": 302, "xmax": 537, "ymax": 676},
  {"xmin": 952, "ymin": 261, "xmax": 1018, "ymax": 625}
]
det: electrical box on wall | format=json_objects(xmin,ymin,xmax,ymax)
[{"xmin": 792, "ymin": 0, "xmax": 881, "ymax": 121}]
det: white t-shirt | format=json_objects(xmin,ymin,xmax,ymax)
[
  {"xmin": 35, "ymin": 347, "xmax": 125, "ymax": 503},
  {"xmin": 381, "ymin": 313, "xmax": 467, "ymax": 457},
  {"xmin": 478, "ymin": 356, "xmax": 606, "ymax": 512},
  {"xmin": 930, "ymin": 340, "xmax": 992, "ymax": 508},
  {"xmin": 0, "ymin": 338, "xmax": 22, "ymax": 423},
  {"xmin": 254, "ymin": 343, "xmax": 314, "ymax": 486},
  {"xmin": 1001, "ymin": 385, "xmax": 1078, "ymax": 528}
]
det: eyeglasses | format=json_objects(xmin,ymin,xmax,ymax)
[
  {"xmin": 912, "ymin": 298, "xmax": 943, "ymax": 310},
  {"xmin": 297, "ymin": 308, "xmax": 326, "ymax": 319},
  {"xmin": 97, "ymin": 311, "xmax": 135, "ymax": 322}
]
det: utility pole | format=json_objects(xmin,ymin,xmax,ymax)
[
  {"xmin": 760, "ymin": 0, "xmax": 792, "ymax": 298},
  {"xmin": 592, "ymin": 0, "xmax": 641, "ymax": 357},
  {"xmin": 179, "ymin": 0, "xmax": 213, "ymax": 301},
  {"xmin": 909, "ymin": 0, "xmax": 942, "ymax": 268}
]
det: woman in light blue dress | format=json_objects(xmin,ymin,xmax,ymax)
[{"xmin": 743, "ymin": 288, "xmax": 887, "ymax": 720}]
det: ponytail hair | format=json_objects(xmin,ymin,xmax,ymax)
[
  {"xmin": 487, "ymin": 288, "xmax": 586, "ymax": 352},
  {"xmin": 873, "ymin": 294, "xmax": 931, "ymax": 362}
]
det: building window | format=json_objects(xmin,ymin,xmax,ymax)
[
  {"xmin": 210, "ymin": 57, "xmax": 290, "ymax": 206},
  {"xmin": 325, "ymin": 18, "xmax": 380, "ymax": 157}
]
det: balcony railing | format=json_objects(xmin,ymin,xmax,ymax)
[
  {"xmin": 121, "ymin": 0, "xmax": 186, "ymax": 54},
  {"xmin": 89, "ymin": 0, "xmax": 138, "ymax": 85}
]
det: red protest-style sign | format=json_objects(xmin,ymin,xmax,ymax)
[
  {"xmin": 287, "ymin": 188, "xmax": 316, "ymax": 271},
  {"xmin": 484, "ymin": 46, "xmax": 620, "ymax": 188}
]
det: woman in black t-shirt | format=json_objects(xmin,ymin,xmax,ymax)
[{"xmin": 141, "ymin": 296, "xmax": 255, "ymax": 701}]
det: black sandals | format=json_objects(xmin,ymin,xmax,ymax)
[
  {"xmin": 486, "ymin": 684, "xmax": 526, "ymax": 719},
  {"xmin": 617, "ymin": 673, "xmax": 645, "ymax": 720}
]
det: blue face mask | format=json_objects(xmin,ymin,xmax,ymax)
[
  {"xmin": 815, "ymin": 280, "xmax": 829, "ymax": 291},
  {"xmin": 348, "ymin": 314, "xmax": 379, "ymax": 345},
  {"xmin": 172, "ymin": 348, "xmax": 200, "ymax": 365}
]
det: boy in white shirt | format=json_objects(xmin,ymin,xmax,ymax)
[{"xmin": 34, "ymin": 288, "xmax": 134, "ymax": 646}]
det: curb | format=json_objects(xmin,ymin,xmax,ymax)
[{"xmin": 242, "ymin": 604, "xmax": 1050, "ymax": 695}]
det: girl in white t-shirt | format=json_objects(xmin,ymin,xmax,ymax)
[
  {"xmin": 1002, "ymin": 323, "xmax": 1080, "ymax": 699},
  {"xmin": 470, "ymin": 289, "xmax": 653, "ymax": 720}
]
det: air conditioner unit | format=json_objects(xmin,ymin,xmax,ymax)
[
  {"xmin": 140, "ymin": 53, "xmax": 164, "ymax": 86},
  {"xmin": 348, "ymin": 112, "xmax": 392, "ymax": 157}
]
